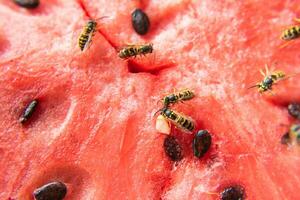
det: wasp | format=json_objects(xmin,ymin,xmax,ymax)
[
  {"xmin": 118, "ymin": 43, "xmax": 153, "ymax": 59},
  {"xmin": 288, "ymin": 124, "xmax": 300, "ymax": 144},
  {"xmin": 161, "ymin": 89, "xmax": 194, "ymax": 107},
  {"xmin": 78, "ymin": 20, "xmax": 97, "ymax": 51},
  {"xmin": 280, "ymin": 18, "xmax": 300, "ymax": 48},
  {"xmin": 78, "ymin": 17, "xmax": 108, "ymax": 52},
  {"xmin": 248, "ymin": 64, "xmax": 286, "ymax": 94},
  {"xmin": 155, "ymin": 107, "xmax": 195, "ymax": 132},
  {"xmin": 281, "ymin": 25, "xmax": 300, "ymax": 41}
]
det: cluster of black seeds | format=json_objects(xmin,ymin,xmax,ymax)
[
  {"xmin": 163, "ymin": 136, "xmax": 183, "ymax": 161},
  {"xmin": 33, "ymin": 181, "xmax": 67, "ymax": 200},
  {"xmin": 220, "ymin": 185, "xmax": 245, "ymax": 200},
  {"xmin": 13, "ymin": 0, "xmax": 39, "ymax": 9}
]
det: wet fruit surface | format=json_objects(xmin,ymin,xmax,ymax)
[{"xmin": 1, "ymin": 0, "xmax": 300, "ymax": 200}]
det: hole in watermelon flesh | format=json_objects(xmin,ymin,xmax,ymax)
[{"xmin": 127, "ymin": 59, "xmax": 173, "ymax": 74}]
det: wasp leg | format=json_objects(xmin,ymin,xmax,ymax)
[
  {"xmin": 179, "ymin": 100, "xmax": 186, "ymax": 104},
  {"xmin": 156, "ymin": 98, "xmax": 163, "ymax": 105},
  {"xmin": 269, "ymin": 90, "xmax": 276, "ymax": 96},
  {"xmin": 124, "ymin": 42, "xmax": 136, "ymax": 46},
  {"xmin": 279, "ymin": 40, "xmax": 294, "ymax": 49},
  {"xmin": 294, "ymin": 18, "xmax": 300, "ymax": 23}
]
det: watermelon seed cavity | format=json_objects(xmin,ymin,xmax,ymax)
[
  {"xmin": 131, "ymin": 8, "xmax": 150, "ymax": 35},
  {"xmin": 13, "ymin": 0, "xmax": 39, "ymax": 9},
  {"xmin": 163, "ymin": 136, "xmax": 183, "ymax": 161},
  {"xmin": 220, "ymin": 185, "xmax": 245, "ymax": 200},
  {"xmin": 33, "ymin": 181, "xmax": 67, "ymax": 200}
]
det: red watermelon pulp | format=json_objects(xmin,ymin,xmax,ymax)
[{"xmin": 1, "ymin": 0, "xmax": 300, "ymax": 199}]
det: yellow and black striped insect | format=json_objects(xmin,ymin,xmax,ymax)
[
  {"xmin": 78, "ymin": 20, "xmax": 98, "ymax": 51},
  {"xmin": 161, "ymin": 89, "xmax": 194, "ymax": 107},
  {"xmin": 282, "ymin": 123, "xmax": 300, "ymax": 145},
  {"xmin": 280, "ymin": 18, "xmax": 300, "ymax": 48},
  {"xmin": 248, "ymin": 64, "xmax": 286, "ymax": 94},
  {"xmin": 118, "ymin": 43, "xmax": 153, "ymax": 59},
  {"xmin": 288, "ymin": 124, "xmax": 300, "ymax": 144},
  {"xmin": 156, "ymin": 107, "xmax": 195, "ymax": 132},
  {"xmin": 281, "ymin": 25, "xmax": 300, "ymax": 41}
]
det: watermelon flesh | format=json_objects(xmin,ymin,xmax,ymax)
[{"xmin": 1, "ymin": 0, "xmax": 300, "ymax": 199}]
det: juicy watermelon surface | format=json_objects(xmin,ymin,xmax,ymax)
[{"xmin": 1, "ymin": 0, "xmax": 300, "ymax": 199}]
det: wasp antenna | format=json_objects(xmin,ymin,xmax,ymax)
[
  {"xmin": 247, "ymin": 84, "xmax": 258, "ymax": 89},
  {"xmin": 94, "ymin": 16, "xmax": 110, "ymax": 21},
  {"xmin": 279, "ymin": 40, "xmax": 293, "ymax": 49},
  {"xmin": 153, "ymin": 108, "xmax": 163, "ymax": 117},
  {"xmin": 156, "ymin": 98, "xmax": 163, "ymax": 105},
  {"xmin": 294, "ymin": 18, "xmax": 300, "ymax": 23}
]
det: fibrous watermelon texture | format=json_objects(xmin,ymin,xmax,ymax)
[{"xmin": 1, "ymin": 0, "xmax": 300, "ymax": 199}]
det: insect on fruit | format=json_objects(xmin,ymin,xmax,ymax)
[
  {"xmin": 13, "ymin": 0, "xmax": 39, "ymax": 9},
  {"xmin": 33, "ymin": 181, "xmax": 67, "ymax": 200},
  {"xmin": 155, "ymin": 107, "xmax": 195, "ymax": 132},
  {"xmin": 78, "ymin": 20, "xmax": 97, "ymax": 52},
  {"xmin": 19, "ymin": 99, "xmax": 38, "ymax": 124},
  {"xmin": 131, "ymin": 8, "xmax": 150, "ymax": 35},
  {"xmin": 192, "ymin": 130, "xmax": 212, "ymax": 158},
  {"xmin": 280, "ymin": 124, "xmax": 300, "ymax": 145},
  {"xmin": 280, "ymin": 18, "xmax": 300, "ymax": 48},
  {"xmin": 118, "ymin": 43, "xmax": 153, "ymax": 59},
  {"xmin": 78, "ymin": 17, "xmax": 108, "ymax": 52},
  {"xmin": 288, "ymin": 124, "xmax": 300, "ymax": 145},
  {"xmin": 160, "ymin": 89, "xmax": 194, "ymax": 107},
  {"xmin": 248, "ymin": 64, "xmax": 287, "ymax": 94}
]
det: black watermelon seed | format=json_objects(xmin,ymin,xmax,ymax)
[
  {"xmin": 193, "ymin": 130, "xmax": 212, "ymax": 158},
  {"xmin": 281, "ymin": 132, "xmax": 290, "ymax": 145},
  {"xmin": 33, "ymin": 181, "xmax": 67, "ymax": 200},
  {"xmin": 13, "ymin": 0, "xmax": 40, "ymax": 9},
  {"xmin": 131, "ymin": 9, "xmax": 150, "ymax": 35},
  {"xmin": 220, "ymin": 185, "xmax": 245, "ymax": 200},
  {"xmin": 288, "ymin": 103, "xmax": 300, "ymax": 119},
  {"xmin": 19, "ymin": 99, "xmax": 38, "ymax": 124},
  {"xmin": 163, "ymin": 136, "xmax": 183, "ymax": 161}
]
